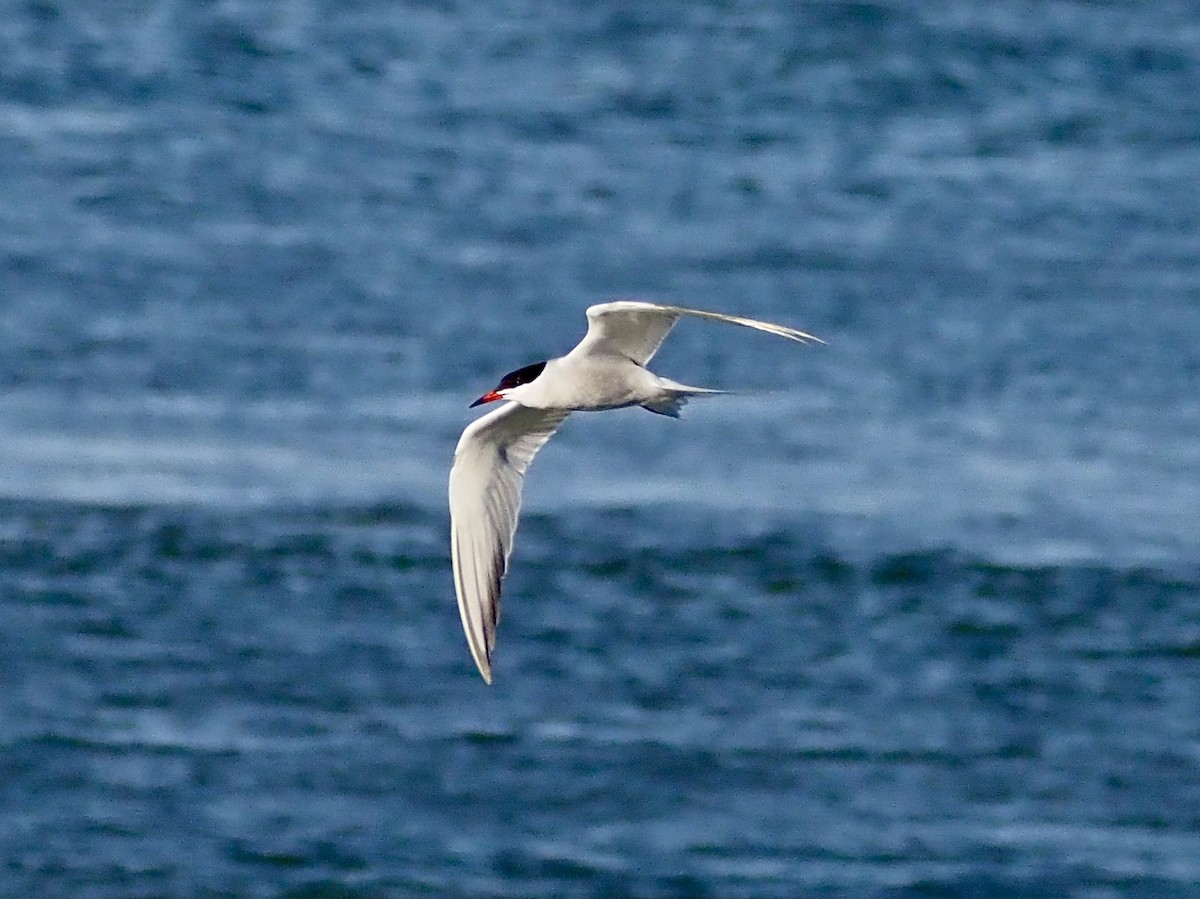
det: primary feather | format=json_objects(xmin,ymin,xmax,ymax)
[
  {"xmin": 449, "ymin": 402, "xmax": 569, "ymax": 683},
  {"xmin": 575, "ymin": 301, "xmax": 823, "ymax": 366}
]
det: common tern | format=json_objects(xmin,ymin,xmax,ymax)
[{"xmin": 449, "ymin": 301, "xmax": 822, "ymax": 683}]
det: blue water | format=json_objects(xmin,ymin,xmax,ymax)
[{"xmin": 3, "ymin": 1, "xmax": 1200, "ymax": 895}]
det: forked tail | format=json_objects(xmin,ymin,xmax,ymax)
[{"xmin": 641, "ymin": 379, "xmax": 729, "ymax": 418}]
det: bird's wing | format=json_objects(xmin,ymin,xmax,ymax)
[
  {"xmin": 577, "ymin": 300, "xmax": 824, "ymax": 366},
  {"xmin": 449, "ymin": 401, "xmax": 570, "ymax": 683}
]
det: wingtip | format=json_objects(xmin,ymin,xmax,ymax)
[
  {"xmin": 474, "ymin": 644, "xmax": 494, "ymax": 684},
  {"xmin": 783, "ymin": 326, "xmax": 825, "ymax": 345},
  {"xmin": 467, "ymin": 646, "xmax": 494, "ymax": 684}
]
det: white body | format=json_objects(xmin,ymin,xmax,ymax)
[
  {"xmin": 503, "ymin": 353, "xmax": 669, "ymax": 411},
  {"xmin": 449, "ymin": 301, "xmax": 822, "ymax": 683}
]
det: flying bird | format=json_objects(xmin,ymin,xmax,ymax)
[{"xmin": 449, "ymin": 301, "xmax": 822, "ymax": 683}]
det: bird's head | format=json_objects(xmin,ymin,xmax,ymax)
[{"xmin": 470, "ymin": 360, "xmax": 548, "ymax": 407}]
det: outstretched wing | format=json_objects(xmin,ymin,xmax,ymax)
[
  {"xmin": 576, "ymin": 300, "xmax": 823, "ymax": 366},
  {"xmin": 449, "ymin": 401, "xmax": 570, "ymax": 683}
]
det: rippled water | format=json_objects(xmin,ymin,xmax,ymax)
[{"xmin": 2, "ymin": 1, "xmax": 1199, "ymax": 896}]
